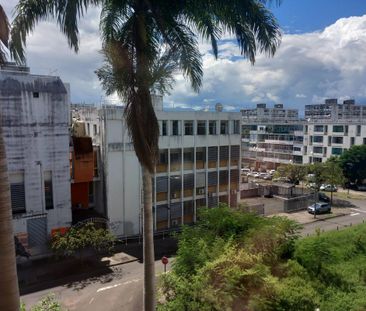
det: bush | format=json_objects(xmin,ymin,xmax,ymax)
[
  {"xmin": 51, "ymin": 222, "xmax": 115, "ymax": 257},
  {"xmin": 21, "ymin": 294, "xmax": 63, "ymax": 311}
]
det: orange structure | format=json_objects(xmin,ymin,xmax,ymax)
[{"xmin": 70, "ymin": 137, "xmax": 95, "ymax": 209}]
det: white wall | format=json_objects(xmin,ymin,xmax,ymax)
[{"xmin": 0, "ymin": 69, "xmax": 72, "ymax": 244}]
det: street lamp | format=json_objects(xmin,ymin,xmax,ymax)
[{"xmin": 346, "ymin": 163, "xmax": 353, "ymax": 198}]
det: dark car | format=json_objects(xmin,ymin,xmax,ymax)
[{"xmin": 318, "ymin": 192, "xmax": 330, "ymax": 203}]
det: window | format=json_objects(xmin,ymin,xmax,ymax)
[
  {"xmin": 313, "ymin": 136, "xmax": 323, "ymax": 143},
  {"xmin": 313, "ymin": 147, "xmax": 323, "ymax": 154},
  {"xmin": 93, "ymin": 149, "xmax": 99, "ymax": 177},
  {"xmin": 314, "ymin": 125, "xmax": 324, "ymax": 132},
  {"xmin": 197, "ymin": 121, "xmax": 206, "ymax": 135},
  {"xmin": 209, "ymin": 121, "xmax": 217, "ymax": 135},
  {"xmin": 162, "ymin": 121, "xmax": 167, "ymax": 136},
  {"xmin": 345, "ymin": 125, "xmax": 348, "ymax": 135},
  {"xmin": 88, "ymin": 182, "xmax": 94, "ymax": 205},
  {"xmin": 171, "ymin": 120, "xmax": 179, "ymax": 136},
  {"xmin": 332, "ymin": 148, "xmax": 343, "ymax": 155},
  {"xmin": 184, "ymin": 121, "xmax": 193, "ymax": 135},
  {"xmin": 364, "ymin": 138, "xmax": 366, "ymax": 145},
  {"xmin": 93, "ymin": 124, "xmax": 97, "ymax": 135},
  {"xmin": 87, "ymin": 123, "xmax": 90, "ymax": 135},
  {"xmin": 332, "ymin": 136, "xmax": 343, "ymax": 144},
  {"xmin": 9, "ymin": 172, "xmax": 26, "ymax": 214},
  {"xmin": 333, "ymin": 125, "xmax": 344, "ymax": 133},
  {"xmin": 351, "ymin": 137, "xmax": 355, "ymax": 146},
  {"xmin": 220, "ymin": 121, "xmax": 228, "ymax": 134},
  {"xmin": 233, "ymin": 120, "xmax": 240, "ymax": 134},
  {"xmin": 357, "ymin": 125, "xmax": 361, "ymax": 136},
  {"xmin": 159, "ymin": 150, "xmax": 168, "ymax": 164},
  {"xmin": 44, "ymin": 171, "xmax": 53, "ymax": 210},
  {"xmin": 33, "ymin": 92, "xmax": 39, "ymax": 98}
]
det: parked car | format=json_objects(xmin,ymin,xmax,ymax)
[
  {"xmin": 241, "ymin": 168, "xmax": 251, "ymax": 174},
  {"xmin": 320, "ymin": 184, "xmax": 337, "ymax": 192},
  {"xmin": 259, "ymin": 172, "xmax": 268, "ymax": 179},
  {"xmin": 347, "ymin": 183, "xmax": 366, "ymax": 191},
  {"xmin": 268, "ymin": 169, "xmax": 276, "ymax": 175},
  {"xmin": 263, "ymin": 174, "xmax": 272, "ymax": 180},
  {"xmin": 272, "ymin": 177, "xmax": 291, "ymax": 183},
  {"xmin": 307, "ymin": 202, "xmax": 331, "ymax": 214},
  {"xmin": 318, "ymin": 192, "xmax": 330, "ymax": 203}
]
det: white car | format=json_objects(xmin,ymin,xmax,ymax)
[{"xmin": 320, "ymin": 184, "xmax": 337, "ymax": 192}]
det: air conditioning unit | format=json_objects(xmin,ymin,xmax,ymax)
[
  {"xmin": 208, "ymin": 192, "xmax": 213, "ymax": 198},
  {"xmin": 171, "ymin": 219, "xmax": 179, "ymax": 226},
  {"xmin": 171, "ymin": 193, "xmax": 177, "ymax": 199},
  {"xmin": 231, "ymin": 190, "xmax": 237, "ymax": 195},
  {"xmin": 198, "ymin": 188, "xmax": 205, "ymax": 195}
]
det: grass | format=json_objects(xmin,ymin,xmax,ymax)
[{"xmin": 333, "ymin": 191, "xmax": 366, "ymax": 200}]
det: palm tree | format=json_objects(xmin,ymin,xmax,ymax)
[
  {"xmin": 0, "ymin": 5, "xmax": 21, "ymax": 311},
  {"xmin": 11, "ymin": 1, "xmax": 281, "ymax": 310}
]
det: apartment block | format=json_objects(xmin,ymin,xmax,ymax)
[
  {"xmin": 241, "ymin": 103, "xmax": 304, "ymax": 170},
  {"xmin": 0, "ymin": 63, "xmax": 72, "ymax": 255},
  {"xmin": 303, "ymin": 99, "xmax": 366, "ymax": 163},
  {"xmin": 79, "ymin": 96, "xmax": 241, "ymax": 237}
]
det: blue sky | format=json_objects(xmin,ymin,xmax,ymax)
[
  {"xmin": 4, "ymin": 1, "xmax": 366, "ymax": 113},
  {"xmin": 272, "ymin": 0, "xmax": 366, "ymax": 33}
]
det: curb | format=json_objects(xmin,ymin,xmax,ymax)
[{"xmin": 301, "ymin": 212, "xmax": 350, "ymax": 225}]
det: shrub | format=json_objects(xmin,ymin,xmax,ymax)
[{"xmin": 51, "ymin": 222, "xmax": 115, "ymax": 257}]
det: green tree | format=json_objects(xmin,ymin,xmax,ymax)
[
  {"xmin": 274, "ymin": 164, "xmax": 307, "ymax": 185},
  {"xmin": 0, "ymin": 5, "xmax": 20, "ymax": 311},
  {"xmin": 305, "ymin": 163, "xmax": 325, "ymax": 192},
  {"xmin": 11, "ymin": 1, "xmax": 281, "ymax": 309},
  {"xmin": 322, "ymin": 157, "xmax": 345, "ymax": 204},
  {"xmin": 339, "ymin": 145, "xmax": 366, "ymax": 185}
]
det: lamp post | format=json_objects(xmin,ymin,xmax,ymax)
[{"xmin": 346, "ymin": 163, "xmax": 353, "ymax": 198}]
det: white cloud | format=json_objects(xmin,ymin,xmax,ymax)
[{"xmin": 4, "ymin": 2, "xmax": 366, "ymax": 112}]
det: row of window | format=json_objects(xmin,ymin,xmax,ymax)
[
  {"xmin": 159, "ymin": 120, "xmax": 240, "ymax": 136},
  {"xmin": 310, "ymin": 125, "xmax": 362, "ymax": 135},
  {"xmin": 310, "ymin": 136, "xmax": 366, "ymax": 145},
  {"xmin": 10, "ymin": 171, "xmax": 53, "ymax": 214}
]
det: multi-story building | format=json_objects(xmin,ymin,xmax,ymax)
[
  {"xmin": 241, "ymin": 103, "xmax": 304, "ymax": 170},
  {"xmin": 0, "ymin": 63, "xmax": 72, "ymax": 255},
  {"xmin": 80, "ymin": 96, "xmax": 242, "ymax": 237},
  {"xmin": 303, "ymin": 99, "xmax": 366, "ymax": 163}
]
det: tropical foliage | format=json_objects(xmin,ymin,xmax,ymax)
[
  {"xmin": 159, "ymin": 205, "xmax": 366, "ymax": 311},
  {"xmin": 51, "ymin": 222, "xmax": 115, "ymax": 257},
  {"xmin": 339, "ymin": 145, "xmax": 366, "ymax": 185}
]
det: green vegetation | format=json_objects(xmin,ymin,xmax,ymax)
[
  {"xmin": 158, "ymin": 205, "xmax": 366, "ymax": 311},
  {"xmin": 51, "ymin": 222, "xmax": 115, "ymax": 258},
  {"xmin": 21, "ymin": 294, "xmax": 63, "ymax": 311},
  {"xmin": 339, "ymin": 145, "xmax": 366, "ymax": 185}
]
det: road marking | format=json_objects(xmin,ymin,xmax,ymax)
[
  {"xmin": 350, "ymin": 212, "xmax": 360, "ymax": 216},
  {"xmin": 89, "ymin": 297, "xmax": 94, "ymax": 304},
  {"xmin": 351, "ymin": 208, "xmax": 366, "ymax": 213},
  {"xmin": 96, "ymin": 279, "xmax": 140, "ymax": 293}
]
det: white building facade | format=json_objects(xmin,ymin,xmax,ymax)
[
  {"xmin": 241, "ymin": 103, "xmax": 304, "ymax": 170},
  {"xmin": 84, "ymin": 97, "xmax": 242, "ymax": 237},
  {"xmin": 0, "ymin": 63, "xmax": 72, "ymax": 255},
  {"xmin": 303, "ymin": 99, "xmax": 366, "ymax": 163}
]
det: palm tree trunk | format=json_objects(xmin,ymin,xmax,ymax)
[
  {"xmin": 0, "ymin": 125, "xmax": 20, "ymax": 311},
  {"xmin": 142, "ymin": 167, "xmax": 155, "ymax": 311}
]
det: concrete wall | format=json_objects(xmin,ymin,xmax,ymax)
[{"xmin": 0, "ymin": 66, "xmax": 71, "ymax": 254}]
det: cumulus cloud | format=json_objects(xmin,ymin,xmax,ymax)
[{"xmin": 4, "ymin": 2, "xmax": 366, "ymax": 113}]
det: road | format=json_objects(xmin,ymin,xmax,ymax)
[
  {"xmin": 22, "ymin": 259, "xmax": 172, "ymax": 311},
  {"xmin": 21, "ymin": 196, "xmax": 366, "ymax": 310}
]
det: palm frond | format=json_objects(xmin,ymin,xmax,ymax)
[
  {"xmin": 10, "ymin": 0, "xmax": 102, "ymax": 64},
  {"xmin": 0, "ymin": 5, "xmax": 10, "ymax": 64}
]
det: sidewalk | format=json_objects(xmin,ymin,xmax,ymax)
[{"xmin": 272, "ymin": 207, "xmax": 351, "ymax": 225}]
